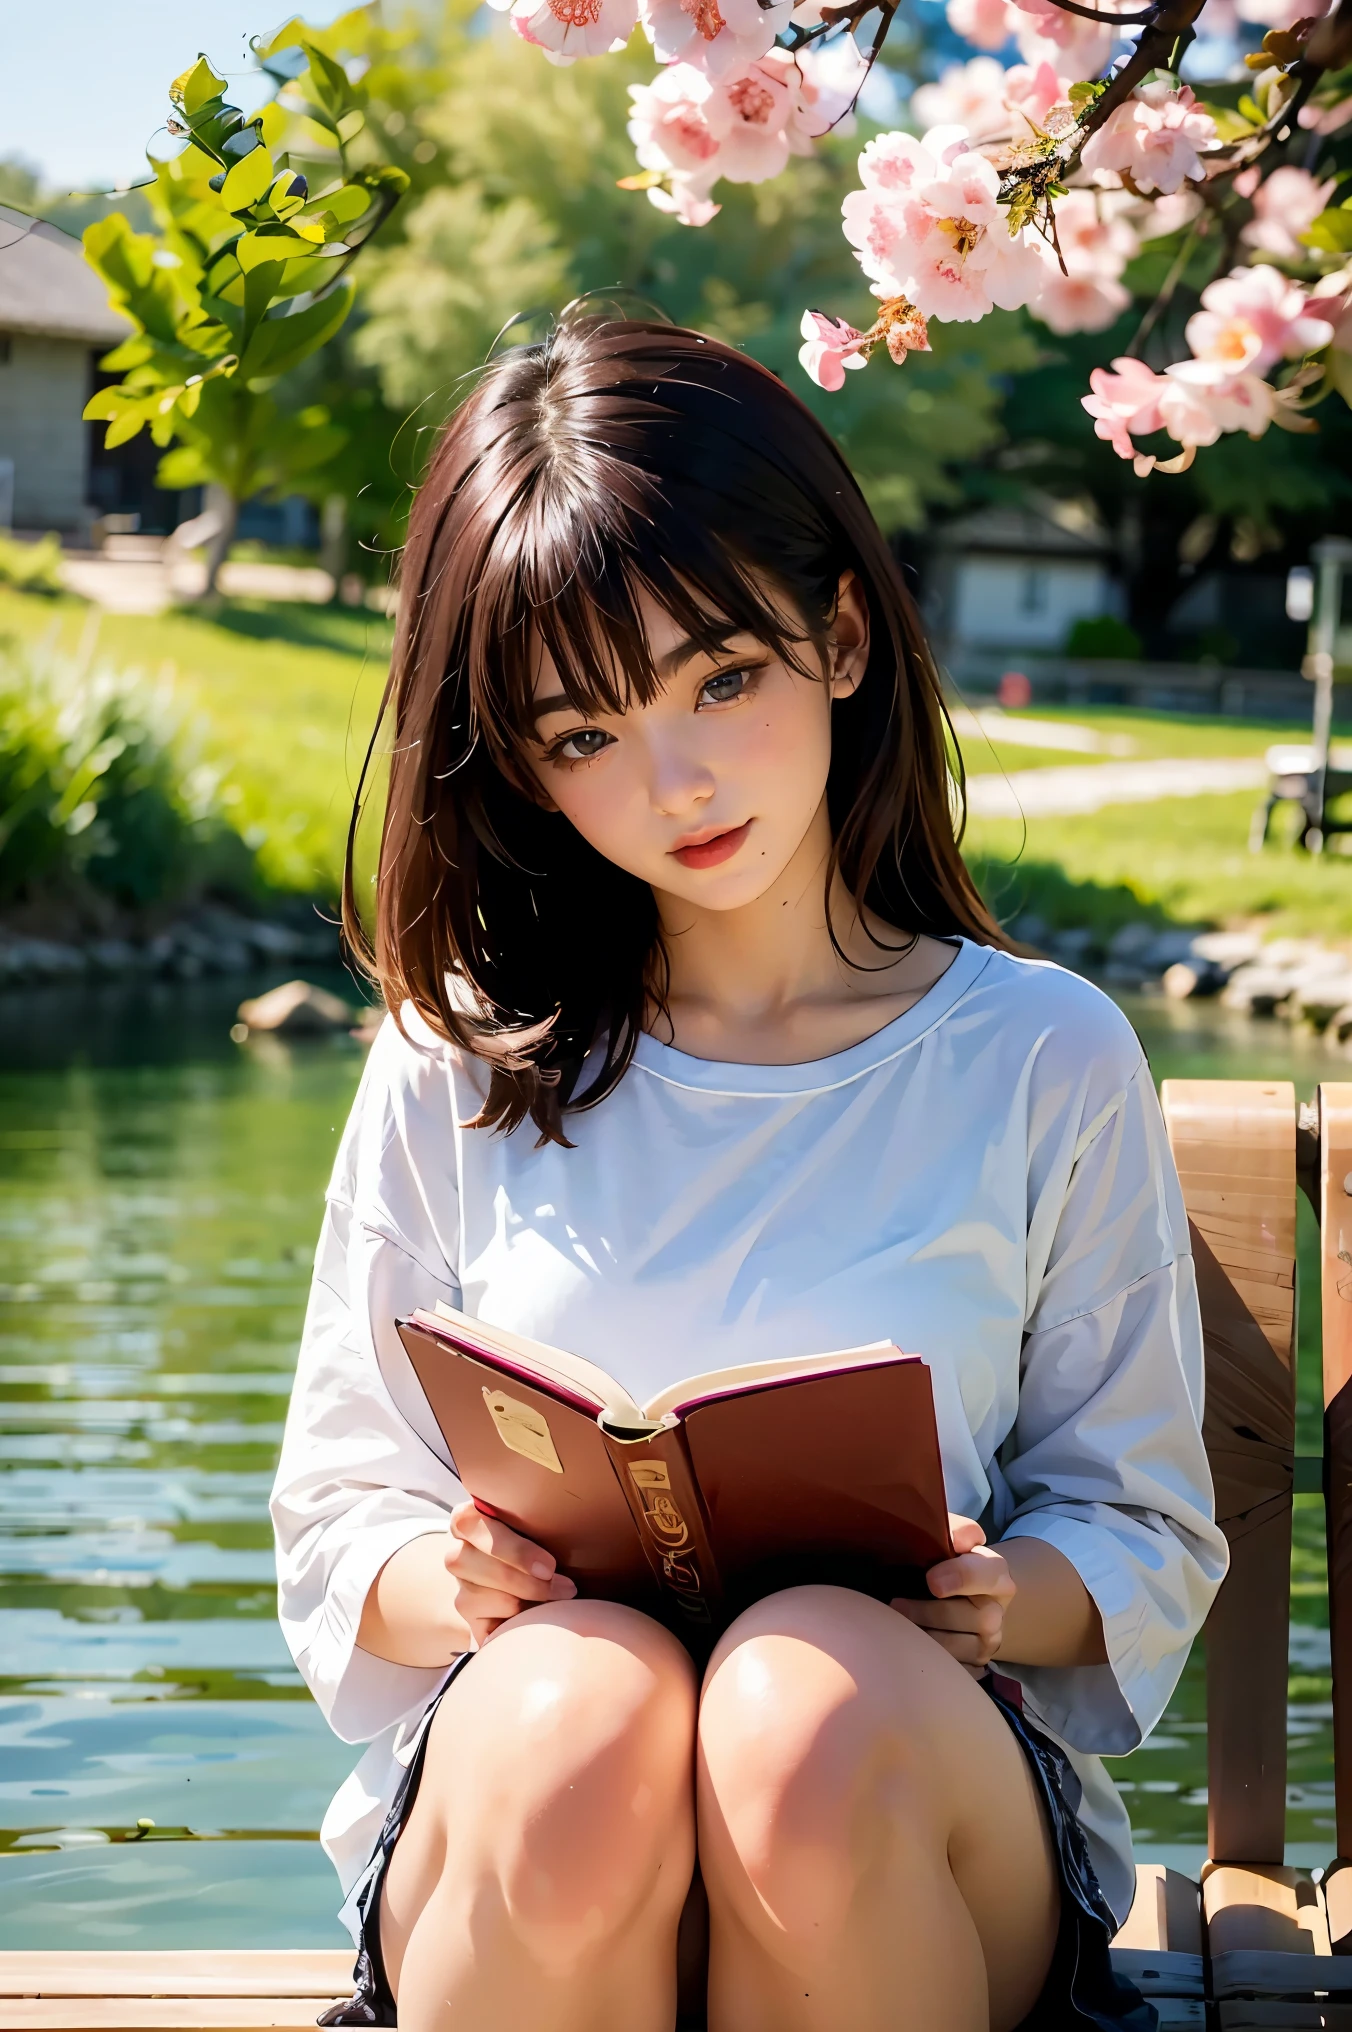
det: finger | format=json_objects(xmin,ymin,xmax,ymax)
[
  {"xmin": 446, "ymin": 1534, "xmax": 576, "ymax": 1602},
  {"xmin": 454, "ymin": 1581, "xmax": 531, "ymax": 1626},
  {"xmin": 896, "ymin": 1596, "xmax": 1005, "ymax": 1645},
  {"xmin": 450, "ymin": 1501, "xmax": 560, "ymax": 1582},
  {"xmin": 902, "ymin": 1620, "xmax": 1000, "ymax": 1669},
  {"xmin": 948, "ymin": 1512, "xmax": 987, "ymax": 1554},
  {"xmin": 926, "ymin": 1547, "xmax": 1014, "ymax": 1602}
]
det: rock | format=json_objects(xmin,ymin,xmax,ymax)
[
  {"xmin": 1008, "ymin": 913, "xmax": 1049, "ymax": 949},
  {"xmin": 1191, "ymin": 930, "xmax": 1264, "ymax": 970},
  {"xmin": 244, "ymin": 920, "xmax": 302, "ymax": 959},
  {"xmin": 1294, "ymin": 977, "xmax": 1352, "ymax": 1030},
  {"xmin": 1221, "ymin": 965, "xmax": 1299, "ymax": 1017},
  {"xmin": 236, "ymin": 978, "xmax": 355, "ymax": 1036},
  {"xmin": 1330, "ymin": 1006, "xmax": 1352, "ymax": 1045},
  {"xmin": 1163, "ymin": 960, "xmax": 1226, "ymax": 1000},
  {"xmin": 1141, "ymin": 928, "xmax": 1208, "ymax": 974},
  {"xmin": 1048, "ymin": 927, "xmax": 1095, "ymax": 967},
  {"xmin": 1108, "ymin": 922, "xmax": 1157, "ymax": 962},
  {"xmin": 86, "ymin": 939, "xmax": 143, "ymax": 976},
  {"xmin": 3, "ymin": 937, "xmax": 88, "ymax": 980}
]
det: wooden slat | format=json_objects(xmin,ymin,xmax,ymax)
[
  {"xmin": 0, "ymin": 1959, "xmax": 352, "ymax": 2002},
  {"xmin": 1322, "ymin": 1084, "xmax": 1352, "ymax": 1868},
  {"xmin": 0, "ymin": 2003, "xmax": 344, "ymax": 2030},
  {"xmin": 1204, "ymin": 1864, "xmax": 1332, "ymax": 1957},
  {"xmin": 1115, "ymin": 1864, "xmax": 1204, "ymax": 1954},
  {"xmin": 1163, "ymin": 1081, "xmax": 1297, "ymax": 1868}
]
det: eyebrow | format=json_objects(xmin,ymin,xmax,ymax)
[{"xmin": 530, "ymin": 627, "xmax": 752, "ymax": 726}]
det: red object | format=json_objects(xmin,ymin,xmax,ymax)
[{"xmin": 997, "ymin": 671, "xmax": 1032, "ymax": 709}]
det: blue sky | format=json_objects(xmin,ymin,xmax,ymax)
[{"xmin": 1, "ymin": 4, "xmax": 354, "ymax": 193}]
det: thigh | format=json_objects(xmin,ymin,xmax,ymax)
[
  {"xmin": 379, "ymin": 1598, "xmax": 699, "ymax": 2000},
  {"xmin": 696, "ymin": 1586, "xmax": 1059, "ymax": 2032}
]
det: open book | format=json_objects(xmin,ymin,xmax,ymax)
[{"xmin": 397, "ymin": 1304, "xmax": 953, "ymax": 1650}]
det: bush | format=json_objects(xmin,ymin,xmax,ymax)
[
  {"xmin": 0, "ymin": 532, "xmax": 67, "ymax": 596},
  {"xmin": 0, "ymin": 637, "xmax": 255, "ymax": 910},
  {"xmin": 1064, "ymin": 615, "xmax": 1143, "ymax": 661}
]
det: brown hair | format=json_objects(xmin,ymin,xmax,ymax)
[{"xmin": 344, "ymin": 313, "xmax": 1004, "ymax": 1146}]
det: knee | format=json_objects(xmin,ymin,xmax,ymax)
[
  {"xmin": 436, "ymin": 1599, "xmax": 697, "ymax": 1967},
  {"xmin": 697, "ymin": 1587, "xmax": 954, "ymax": 1936}
]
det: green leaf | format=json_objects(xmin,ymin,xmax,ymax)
[
  {"xmin": 221, "ymin": 142, "xmax": 275, "ymax": 213},
  {"xmin": 303, "ymin": 40, "xmax": 359, "ymax": 118},
  {"xmin": 1238, "ymin": 93, "xmax": 1265, "ymax": 123},
  {"xmin": 236, "ymin": 226, "xmax": 308, "ymax": 272},
  {"xmin": 1329, "ymin": 347, "xmax": 1352, "ymax": 407},
  {"xmin": 315, "ymin": 182, "xmax": 372, "ymax": 227},
  {"xmin": 1067, "ymin": 79, "xmax": 1106, "ymax": 112},
  {"xmin": 1304, "ymin": 205, "xmax": 1352, "ymax": 252},
  {"xmin": 170, "ymin": 55, "xmax": 228, "ymax": 116},
  {"xmin": 236, "ymin": 276, "xmax": 355, "ymax": 382},
  {"xmin": 1201, "ymin": 101, "xmax": 1256, "ymax": 141},
  {"xmin": 268, "ymin": 171, "xmax": 310, "ymax": 221}
]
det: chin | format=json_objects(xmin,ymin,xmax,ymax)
[{"xmin": 666, "ymin": 863, "xmax": 787, "ymax": 910}]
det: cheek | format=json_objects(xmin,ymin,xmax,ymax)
[{"xmin": 541, "ymin": 759, "xmax": 646, "ymax": 862}]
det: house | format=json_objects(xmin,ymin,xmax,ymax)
[
  {"xmin": 0, "ymin": 203, "xmax": 130, "ymax": 534},
  {"xmin": 925, "ymin": 502, "xmax": 1123, "ymax": 683}
]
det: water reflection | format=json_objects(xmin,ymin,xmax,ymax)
[{"xmin": 0, "ymin": 978, "xmax": 1340, "ymax": 1941}]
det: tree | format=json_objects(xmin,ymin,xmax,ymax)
[{"xmin": 81, "ymin": 24, "xmax": 409, "ymax": 591}]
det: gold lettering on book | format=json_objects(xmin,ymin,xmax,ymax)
[
  {"xmin": 628, "ymin": 1460, "xmax": 711, "ymax": 1624},
  {"xmin": 482, "ymin": 1389, "xmax": 564, "ymax": 1474}
]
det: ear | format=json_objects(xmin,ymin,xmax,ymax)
[{"xmin": 827, "ymin": 569, "xmax": 870, "ymax": 702}]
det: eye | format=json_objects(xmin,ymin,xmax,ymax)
[
  {"xmin": 552, "ymin": 726, "xmax": 613, "ymax": 762},
  {"xmin": 697, "ymin": 666, "xmax": 756, "ymax": 708}
]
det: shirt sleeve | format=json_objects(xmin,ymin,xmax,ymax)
[
  {"xmin": 996, "ymin": 1050, "xmax": 1229, "ymax": 1755},
  {"xmin": 270, "ymin": 1018, "xmax": 470, "ymax": 1745}
]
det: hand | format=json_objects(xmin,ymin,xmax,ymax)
[
  {"xmin": 446, "ymin": 1499, "xmax": 577, "ymax": 1649},
  {"xmin": 891, "ymin": 1513, "xmax": 1016, "ymax": 1678}
]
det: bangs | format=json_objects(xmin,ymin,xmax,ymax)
[{"xmin": 459, "ymin": 394, "xmax": 839, "ymax": 767}]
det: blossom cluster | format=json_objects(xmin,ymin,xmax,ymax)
[
  {"xmin": 627, "ymin": 39, "xmax": 867, "ymax": 224},
  {"xmin": 1082, "ymin": 265, "xmax": 1338, "ymax": 472}
]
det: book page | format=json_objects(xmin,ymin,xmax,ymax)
[
  {"xmin": 641, "ymin": 1342, "xmax": 907, "ymax": 1422},
  {"xmin": 427, "ymin": 1302, "xmax": 647, "ymax": 1425}
]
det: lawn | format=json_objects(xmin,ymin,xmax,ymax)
[
  {"xmin": 5, "ymin": 584, "xmax": 1352, "ymax": 941},
  {"xmin": 0, "ymin": 588, "xmax": 393, "ymax": 896}
]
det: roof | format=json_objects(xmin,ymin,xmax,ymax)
[
  {"xmin": 930, "ymin": 503, "xmax": 1112, "ymax": 560},
  {"xmin": 0, "ymin": 204, "xmax": 130, "ymax": 345}
]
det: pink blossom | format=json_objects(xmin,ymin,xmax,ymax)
[
  {"xmin": 946, "ymin": 0, "xmax": 1020, "ymax": 48},
  {"xmin": 842, "ymin": 125, "xmax": 1048, "ymax": 322},
  {"xmin": 1236, "ymin": 0, "xmax": 1328, "ymax": 28},
  {"xmin": 1299, "ymin": 95, "xmax": 1352, "ymax": 136},
  {"xmin": 646, "ymin": 182, "xmax": 722, "ymax": 224},
  {"xmin": 1241, "ymin": 165, "xmax": 1336, "ymax": 259},
  {"xmin": 798, "ymin": 309, "xmax": 868, "ymax": 390},
  {"xmin": 1082, "ymin": 356, "xmax": 1168, "ymax": 459},
  {"xmin": 912, "ymin": 58, "xmax": 1018, "ymax": 141},
  {"xmin": 628, "ymin": 63, "xmax": 721, "ymax": 183},
  {"xmin": 640, "ymin": 0, "xmax": 793, "ymax": 79},
  {"xmin": 1010, "ymin": 0, "xmax": 1113, "ymax": 74},
  {"xmin": 490, "ymin": 0, "xmax": 639, "ymax": 60},
  {"xmin": 1080, "ymin": 78, "xmax": 1218, "ymax": 194},
  {"xmin": 786, "ymin": 39, "xmax": 870, "ymax": 142},
  {"xmin": 1310, "ymin": 268, "xmax": 1352, "ymax": 353},
  {"xmin": 703, "ymin": 56, "xmax": 796, "ymax": 180},
  {"xmin": 1133, "ymin": 188, "xmax": 1202, "ymax": 240},
  {"xmin": 1031, "ymin": 189, "xmax": 1137, "ymax": 333},
  {"xmin": 1005, "ymin": 59, "xmax": 1072, "ymax": 132},
  {"xmin": 1188, "ymin": 264, "xmax": 1334, "ymax": 374},
  {"xmin": 1158, "ymin": 360, "xmax": 1276, "ymax": 443}
]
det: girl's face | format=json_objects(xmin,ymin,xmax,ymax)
[{"xmin": 524, "ymin": 574, "xmax": 869, "ymax": 913}]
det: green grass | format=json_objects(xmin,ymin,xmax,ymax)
[
  {"xmin": 0, "ymin": 589, "xmax": 392, "ymax": 896},
  {"xmin": 4, "ymin": 588, "xmax": 1350, "ymax": 938}
]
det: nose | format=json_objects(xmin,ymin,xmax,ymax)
[{"xmin": 647, "ymin": 731, "xmax": 716, "ymax": 820}]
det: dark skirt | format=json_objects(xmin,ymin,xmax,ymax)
[{"xmin": 318, "ymin": 1663, "xmax": 1156, "ymax": 2032}]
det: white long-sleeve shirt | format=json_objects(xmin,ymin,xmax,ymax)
[{"xmin": 271, "ymin": 937, "xmax": 1227, "ymax": 1927}]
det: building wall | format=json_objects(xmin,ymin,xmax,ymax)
[
  {"xmin": 0, "ymin": 332, "xmax": 93, "ymax": 531},
  {"xmin": 952, "ymin": 557, "xmax": 1115, "ymax": 652}
]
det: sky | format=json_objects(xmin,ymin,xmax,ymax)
[{"xmin": 1, "ymin": 3, "xmax": 355, "ymax": 195}]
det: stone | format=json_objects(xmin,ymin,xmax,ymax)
[
  {"xmin": 1141, "ymin": 929, "xmax": 1208, "ymax": 974},
  {"xmin": 1190, "ymin": 930, "xmax": 1264, "ymax": 970},
  {"xmin": 86, "ymin": 940, "xmax": 143, "ymax": 976},
  {"xmin": 1163, "ymin": 961, "xmax": 1225, "ymax": 1000},
  {"xmin": 1008, "ymin": 913, "xmax": 1049, "ymax": 949},
  {"xmin": 1108, "ymin": 922, "xmax": 1157, "ymax": 961},
  {"xmin": 245, "ymin": 920, "xmax": 303, "ymax": 959},
  {"xmin": 1221, "ymin": 966, "xmax": 1298, "ymax": 1017},
  {"xmin": 1294, "ymin": 977, "xmax": 1352, "ymax": 1030},
  {"xmin": 1330, "ymin": 1006, "xmax": 1352, "ymax": 1045},
  {"xmin": 236, "ymin": 978, "xmax": 355, "ymax": 1035},
  {"xmin": 1048, "ymin": 927, "xmax": 1095, "ymax": 966}
]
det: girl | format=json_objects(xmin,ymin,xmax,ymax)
[{"xmin": 271, "ymin": 314, "xmax": 1226, "ymax": 2032}]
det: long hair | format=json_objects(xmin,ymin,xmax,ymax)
[{"xmin": 343, "ymin": 313, "xmax": 1004, "ymax": 1146}]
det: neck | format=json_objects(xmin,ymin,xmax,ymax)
[{"xmin": 651, "ymin": 799, "xmax": 866, "ymax": 1037}]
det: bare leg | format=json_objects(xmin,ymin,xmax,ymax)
[
  {"xmin": 379, "ymin": 1599, "xmax": 698, "ymax": 2032},
  {"xmin": 697, "ymin": 1586, "xmax": 1060, "ymax": 2032}
]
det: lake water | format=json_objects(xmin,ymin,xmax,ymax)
[{"xmin": 0, "ymin": 978, "xmax": 1343, "ymax": 1948}]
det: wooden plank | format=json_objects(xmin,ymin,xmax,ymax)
[
  {"xmin": 1109, "ymin": 1950, "xmax": 1205, "ymax": 1999},
  {"xmin": 1165, "ymin": 1080, "xmax": 1297, "ymax": 1868},
  {"xmin": 0, "ymin": 1959, "xmax": 352, "ymax": 2002},
  {"xmin": 1115, "ymin": 1864, "xmax": 1204, "ymax": 1954},
  {"xmin": 1204, "ymin": 1865, "xmax": 1332, "ymax": 1957},
  {"xmin": 0, "ymin": 2003, "xmax": 344, "ymax": 2031},
  {"xmin": 1212, "ymin": 1950, "xmax": 1352, "ymax": 1997},
  {"xmin": 1322, "ymin": 1085, "xmax": 1352, "ymax": 1866}
]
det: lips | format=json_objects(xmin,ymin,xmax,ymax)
[{"xmin": 669, "ymin": 820, "xmax": 752, "ymax": 870}]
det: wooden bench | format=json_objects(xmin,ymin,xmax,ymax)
[{"xmin": 6, "ymin": 1077, "xmax": 1352, "ymax": 2028}]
